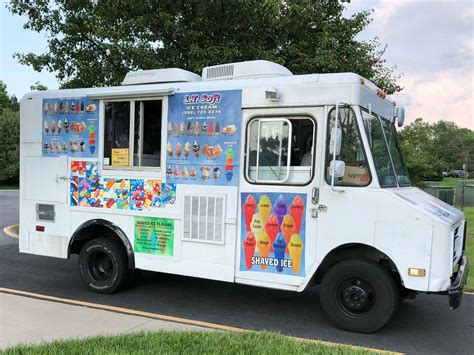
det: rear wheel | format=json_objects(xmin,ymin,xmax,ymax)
[
  {"xmin": 79, "ymin": 238, "xmax": 131, "ymax": 294},
  {"xmin": 320, "ymin": 259, "xmax": 399, "ymax": 333}
]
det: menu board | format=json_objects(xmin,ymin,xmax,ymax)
[
  {"xmin": 165, "ymin": 90, "xmax": 242, "ymax": 186},
  {"xmin": 42, "ymin": 97, "xmax": 99, "ymax": 157}
]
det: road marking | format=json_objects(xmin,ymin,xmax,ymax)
[
  {"xmin": 0, "ymin": 287, "xmax": 401, "ymax": 354},
  {"xmin": 2, "ymin": 225, "xmax": 18, "ymax": 239}
]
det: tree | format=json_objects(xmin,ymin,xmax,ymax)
[
  {"xmin": 30, "ymin": 81, "xmax": 48, "ymax": 91},
  {"xmin": 0, "ymin": 109, "xmax": 20, "ymax": 181},
  {"xmin": 399, "ymin": 118, "xmax": 474, "ymax": 185},
  {"xmin": 0, "ymin": 81, "xmax": 19, "ymax": 112},
  {"xmin": 8, "ymin": 0, "xmax": 401, "ymax": 93}
]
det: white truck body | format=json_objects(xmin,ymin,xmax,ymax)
[{"xmin": 19, "ymin": 61, "xmax": 467, "ymax": 330}]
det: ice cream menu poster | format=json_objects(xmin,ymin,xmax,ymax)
[
  {"xmin": 240, "ymin": 192, "xmax": 306, "ymax": 276},
  {"xmin": 42, "ymin": 97, "xmax": 99, "ymax": 157},
  {"xmin": 165, "ymin": 90, "xmax": 241, "ymax": 186},
  {"xmin": 134, "ymin": 216, "xmax": 174, "ymax": 256}
]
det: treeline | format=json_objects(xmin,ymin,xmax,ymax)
[
  {"xmin": 0, "ymin": 81, "xmax": 20, "ymax": 182},
  {"xmin": 399, "ymin": 118, "xmax": 473, "ymax": 185}
]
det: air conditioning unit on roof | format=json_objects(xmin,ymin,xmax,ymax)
[
  {"xmin": 202, "ymin": 60, "xmax": 292, "ymax": 81},
  {"xmin": 122, "ymin": 68, "xmax": 201, "ymax": 85}
]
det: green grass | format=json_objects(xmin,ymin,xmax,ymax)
[
  {"xmin": 1, "ymin": 331, "xmax": 373, "ymax": 355},
  {"xmin": 439, "ymin": 178, "xmax": 458, "ymax": 188},
  {"xmin": 463, "ymin": 207, "xmax": 474, "ymax": 292}
]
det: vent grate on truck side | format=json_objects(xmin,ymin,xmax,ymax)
[{"xmin": 183, "ymin": 194, "xmax": 225, "ymax": 244}]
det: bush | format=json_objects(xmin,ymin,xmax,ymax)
[{"xmin": 0, "ymin": 109, "xmax": 20, "ymax": 181}]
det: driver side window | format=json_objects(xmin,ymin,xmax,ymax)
[{"xmin": 325, "ymin": 107, "xmax": 371, "ymax": 186}]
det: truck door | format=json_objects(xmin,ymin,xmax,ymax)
[{"xmin": 236, "ymin": 107, "xmax": 322, "ymax": 288}]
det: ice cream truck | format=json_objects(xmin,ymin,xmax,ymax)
[{"xmin": 19, "ymin": 60, "xmax": 468, "ymax": 333}]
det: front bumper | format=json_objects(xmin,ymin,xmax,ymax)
[{"xmin": 448, "ymin": 255, "xmax": 469, "ymax": 310}]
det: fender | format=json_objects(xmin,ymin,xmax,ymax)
[{"xmin": 68, "ymin": 219, "xmax": 135, "ymax": 268}]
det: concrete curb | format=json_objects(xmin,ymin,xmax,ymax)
[{"xmin": 3, "ymin": 225, "xmax": 19, "ymax": 239}]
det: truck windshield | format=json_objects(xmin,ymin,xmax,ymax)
[{"xmin": 361, "ymin": 109, "xmax": 411, "ymax": 187}]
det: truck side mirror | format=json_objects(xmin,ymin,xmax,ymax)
[
  {"xmin": 329, "ymin": 160, "xmax": 345, "ymax": 178},
  {"xmin": 329, "ymin": 127, "xmax": 342, "ymax": 155}
]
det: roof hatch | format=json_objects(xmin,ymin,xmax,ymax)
[
  {"xmin": 122, "ymin": 68, "xmax": 201, "ymax": 86},
  {"xmin": 202, "ymin": 60, "xmax": 292, "ymax": 81}
]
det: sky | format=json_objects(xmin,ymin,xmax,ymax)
[{"xmin": 0, "ymin": 0, "xmax": 473, "ymax": 129}]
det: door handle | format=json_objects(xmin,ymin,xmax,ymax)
[
  {"xmin": 312, "ymin": 187, "xmax": 319, "ymax": 205},
  {"xmin": 57, "ymin": 175, "xmax": 70, "ymax": 182}
]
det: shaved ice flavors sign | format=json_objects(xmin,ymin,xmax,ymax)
[
  {"xmin": 240, "ymin": 192, "xmax": 306, "ymax": 276},
  {"xmin": 134, "ymin": 217, "xmax": 174, "ymax": 256},
  {"xmin": 166, "ymin": 90, "xmax": 241, "ymax": 186},
  {"xmin": 42, "ymin": 97, "xmax": 99, "ymax": 157}
]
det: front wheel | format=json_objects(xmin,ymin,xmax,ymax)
[
  {"xmin": 79, "ymin": 238, "xmax": 131, "ymax": 294},
  {"xmin": 319, "ymin": 259, "xmax": 399, "ymax": 333}
]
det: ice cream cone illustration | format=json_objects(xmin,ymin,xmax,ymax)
[
  {"xmin": 289, "ymin": 234, "xmax": 303, "ymax": 274},
  {"xmin": 54, "ymin": 102, "xmax": 58, "ymax": 114},
  {"xmin": 257, "ymin": 195, "xmax": 272, "ymax": 226},
  {"xmin": 49, "ymin": 103, "xmax": 53, "ymax": 115},
  {"xmin": 202, "ymin": 121, "xmax": 207, "ymax": 135},
  {"xmin": 176, "ymin": 142, "xmax": 182, "ymax": 158},
  {"xmin": 51, "ymin": 120, "xmax": 56, "ymax": 133},
  {"xmin": 250, "ymin": 213, "xmax": 264, "ymax": 238},
  {"xmin": 243, "ymin": 231, "xmax": 256, "ymax": 269},
  {"xmin": 56, "ymin": 141, "xmax": 61, "ymax": 151},
  {"xmin": 208, "ymin": 121, "xmax": 214, "ymax": 137},
  {"xmin": 281, "ymin": 214, "xmax": 296, "ymax": 254},
  {"xmin": 166, "ymin": 142, "xmax": 173, "ymax": 157},
  {"xmin": 173, "ymin": 123, "xmax": 179, "ymax": 136},
  {"xmin": 64, "ymin": 118, "xmax": 69, "ymax": 133},
  {"xmin": 257, "ymin": 231, "xmax": 271, "ymax": 270},
  {"xmin": 194, "ymin": 121, "xmax": 200, "ymax": 136},
  {"xmin": 273, "ymin": 233, "xmax": 287, "ymax": 273},
  {"xmin": 243, "ymin": 194, "xmax": 256, "ymax": 232},
  {"xmin": 184, "ymin": 142, "xmax": 191, "ymax": 158},
  {"xmin": 190, "ymin": 166, "xmax": 197, "ymax": 177},
  {"xmin": 187, "ymin": 122, "xmax": 193, "ymax": 135},
  {"xmin": 44, "ymin": 103, "xmax": 48, "ymax": 115},
  {"xmin": 273, "ymin": 194, "xmax": 288, "ymax": 225},
  {"xmin": 182, "ymin": 166, "xmax": 189, "ymax": 177},
  {"xmin": 166, "ymin": 166, "xmax": 172, "ymax": 177},
  {"xmin": 65, "ymin": 102, "xmax": 70, "ymax": 115},
  {"xmin": 57, "ymin": 120, "xmax": 63, "ymax": 133},
  {"xmin": 167, "ymin": 122, "xmax": 172, "ymax": 136},
  {"xmin": 192, "ymin": 140, "xmax": 200, "ymax": 157},
  {"xmin": 265, "ymin": 213, "xmax": 279, "ymax": 252},
  {"xmin": 180, "ymin": 121, "xmax": 185, "ymax": 136},
  {"xmin": 43, "ymin": 120, "xmax": 49, "ymax": 134},
  {"xmin": 289, "ymin": 195, "xmax": 305, "ymax": 234},
  {"xmin": 173, "ymin": 165, "xmax": 180, "ymax": 176}
]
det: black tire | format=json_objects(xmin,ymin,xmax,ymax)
[
  {"xmin": 319, "ymin": 259, "xmax": 399, "ymax": 333},
  {"xmin": 79, "ymin": 237, "xmax": 131, "ymax": 294}
]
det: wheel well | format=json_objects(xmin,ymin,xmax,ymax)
[
  {"xmin": 68, "ymin": 219, "xmax": 135, "ymax": 269},
  {"xmin": 311, "ymin": 243, "xmax": 401, "ymax": 287}
]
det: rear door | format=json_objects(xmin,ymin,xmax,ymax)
[{"xmin": 235, "ymin": 107, "xmax": 323, "ymax": 288}]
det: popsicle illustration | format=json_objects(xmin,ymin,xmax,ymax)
[
  {"xmin": 273, "ymin": 194, "xmax": 288, "ymax": 225},
  {"xmin": 273, "ymin": 233, "xmax": 287, "ymax": 273},
  {"xmin": 289, "ymin": 234, "xmax": 304, "ymax": 274},
  {"xmin": 215, "ymin": 121, "xmax": 220, "ymax": 136},
  {"xmin": 242, "ymin": 194, "xmax": 256, "ymax": 232},
  {"xmin": 257, "ymin": 194, "xmax": 272, "ymax": 226},
  {"xmin": 265, "ymin": 213, "xmax": 279, "ymax": 252},
  {"xmin": 289, "ymin": 195, "xmax": 305, "ymax": 234},
  {"xmin": 257, "ymin": 231, "xmax": 271, "ymax": 270},
  {"xmin": 242, "ymin": 231, "xmax": 256, "ymax": 269},
  {"xmin": 281, "ymin": 214, "xmax": 296, "ymax": 254}
]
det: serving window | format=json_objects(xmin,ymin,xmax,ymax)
[
  {"xmin": 104, "ymin": 99, "xmax": 162, "ymax": 169},
  {"xmin": 245, "ymin": 116, "xmax": 316, "ymax": 185}
]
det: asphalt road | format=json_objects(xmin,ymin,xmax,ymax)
[{"xmin": 1, "ymin": 191, "xmax": 473, "ymax": 354}]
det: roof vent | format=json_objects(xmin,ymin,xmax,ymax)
[
  {"xmin": 122, "ymin": 68, "xmax": 201, "ymax": 86},
  {"xmin": 202, "ymin": 60, "xmax": 292, "ymax": 81}
]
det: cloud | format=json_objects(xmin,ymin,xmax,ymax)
[{"xmin": 345, "ymin": 0, "xmax": 474, "ymax": 129}]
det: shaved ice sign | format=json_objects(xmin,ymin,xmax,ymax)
[
  {"xmin": 240, "ymin": 192, "xmax": 306, "ymax": 276},
  {"xmin": 134, "ymin": 217, "xmax": 174, "ymax": 256}
]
